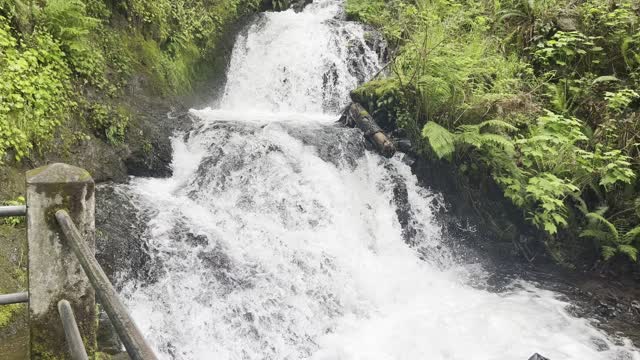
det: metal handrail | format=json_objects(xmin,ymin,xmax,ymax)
[
  {"xmin": 58, "ymin": 300, "xmax": 89, "ymax": 360},
  {"xmin": 0, "ymin": 205, "xmax": 26, "ymax": 217},
  {"xmin": 55, "ymin": 209, "xmax": 158, "ymax": 360},
  {"xmin": 0, "ymin": 292, "xmax": 28, "ymax": 305}
]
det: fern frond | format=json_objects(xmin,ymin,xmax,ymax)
[
  {"xmin": 422, "ymin": 121, "xmax": 455, "ymax": 160},
  {"xmin": 584, "ymin": 212, "xmax": 619, "ymax": 243},
  {"xmin": 579, "ymin": 229, "xmax": 612, "ymax": 242},
  {"xmin": 617, "ymin": 245, "xmax": 638, "ymax": 262},
  {"xmin": 623, "ymin": 226, "xmax": 640, "ymax": 244},
  {"xmin": 457, "ymin": 131, "xmax": 483, "ymax": 148},
  {"xmin": 593, "ymin": 206, "xmax": 609, "ymax": 217},
  {"xmin": 601, "ymin": 246, "xmax": 617, "ymax": 261},
  {"xmin": 569, "ymin": 193, "xmax": 588, "ymax": 215},
  {"xmin": 477, "ymin": 119, "xmax": 518, "ymax": 133},
  {"xmin": 479, "ymin": 134, "xmax": 515, "ymax": 154}
]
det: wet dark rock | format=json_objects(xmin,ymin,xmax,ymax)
[
  {"xmin": 290, "ymin": 0, "xmax": 312, "ymax": 12},
  {"xmin": 401, "ymin": 153, "xmax": 416, "ymax": 166},
  {"xmin": 395, "ymin": 139, "xmax": 412, "ymax": 152},
  {"xmin": 260, "ymin": 0, "xmax": 311, "ymax": 12},
  {"xmin": 389, "ymin": 167, "xmax": 416, "ymax": 245},
  {"xmin": 197, "ymin": 245, "xmax": 256, "ymax": 294},
  {"xmin": 528, "ymin": 353, "xmax": 550, "ymax": 360},
  {"xmin": 186, "ymin": 233, "xmax": 209, "ymax": 247},
  {"xmin": 47, "ymin": 136, "xmax": 129, "ymax": 183},
  {"xmin": 341, "ymin": 26, "xmax": 387, "ymax": 84},
  {"xmin": 243, "ymin": 312, "xmax": 255, "ymax": 322},
  {"xmin": 124, "ymin": 108, "xmax": 196, "ymax": 178},
  {"xmin": 322, "ymin": 64, "xmax": 341, "ymax": 110},
  {"xmin": 97, "ymin": 308, "xmax": 124, "ymax": 355},
  {"xmin": 198, "ymin": 248, "xmax": 233, "ymax": 271},
  {"xmin": 363, "ymin": 27, "xmax": 389, "ymax": 64},
  {"xmin": 391, "ymin": 128, "xmax": 407, "ymax": 138},
  {"xmin": 591, "ymin": 337, "xmax": 610, "ymax": 351},
  {"xmin": 284, "ymin": 123, "xmax": 365, "ymax": 168},
  {"xmin": 95, "ymin": 184, "xmax": 158, "ymax": 288}
]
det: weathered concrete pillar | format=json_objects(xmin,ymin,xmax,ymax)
[{"xmin": 26, "ymin": 163, "xmax": 96, "ymax": 359}]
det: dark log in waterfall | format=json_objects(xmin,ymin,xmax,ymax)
[{"xmin": 339, "ymin": 102, "xmax": 396, "ymax": 158}]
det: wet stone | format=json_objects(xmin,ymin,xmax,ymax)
[
  {"xmin": 96, "ymin": 184, "xmax": 158, "ymax": 288},
  {"xmin": 528, "ymin": 354, "xmax": 550, "ymax": 360},
  {"xmin": 591, "ymin": 337, "xmax": 610, "ymax": 351}
]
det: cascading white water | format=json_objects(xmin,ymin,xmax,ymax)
[
  {"xmin": 220, "ymin": 0, "xmax": 380, "ymax": 114},
  {"xmin": 118, "ymin": 1, "xmax": 639, "ymax": 359}
]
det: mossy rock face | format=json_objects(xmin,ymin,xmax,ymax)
[
  {"xmin": 0, "ymin": 163, "xmax": 28, "ymax": 358},
  {"xmin": 0, "ymin": 165, "xmax": 25, "ymax": 201},
  {"xmin": 0, "ymin": 224, "xmax": 28, "ymax": 359},
  {"xmin": 350, "ymin": 80, "xmax": 398, "ymax": 131}
]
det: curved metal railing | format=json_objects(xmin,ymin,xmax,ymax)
[{"xmin": 0, "ymin": 205, "xmax": 157, "ymax": 360}]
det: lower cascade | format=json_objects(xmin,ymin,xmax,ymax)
[{"xmin": 109, "ymin": 1, "xmax": 639, "ymax": 359}]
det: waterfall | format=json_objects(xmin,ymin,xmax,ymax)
[{"xmin": 115, "ymin": 1, "xmax": 639, "ymax": 359}]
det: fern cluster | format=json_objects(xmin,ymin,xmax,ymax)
[{"xmin": 349, "ymin": 0, "xmax": 640, "ymax": 266}]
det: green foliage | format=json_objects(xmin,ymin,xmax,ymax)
[
  {"xmin": 421, "ymin": 122, "xmax": 455, "ymax": 159},
  {"xmin": 422, "ymin": 119, "xmax": 516, "ymax": 161},
  {"xmin": 525, "ymin": 174, "xmax": 578, "ymax": 234},
  {"xmin": 605, "ymin": 89, "xmax": 639, "ymax": 115},
  {"xmin": 0, "ymin": 303, "xmax": 21, "ymax": 328},
  {"xmin": 0, "ymin": 18, "xmax": 72, "ymax": 162},
  {"xmin": 495, "ymin": 111, "xmax": 634, "ymax": 234},
  {"xmin": 87, "ymin": 103, "xmax": 129, "ymax": 144},
  {"xmin": 39, "ymin": 0, "xmax": 105, "ymax": 84},
  {"xmin": 580, "ymin": 207, "xmax": 640, "ymax": 262},
  {"xmin": 348, "ymin": 0, "xmax": 527, "ymax": 139},
  {"xmin": 496, "ymin": 0, "xmax": 559, "ymax": 48},
  {"xmin": 350, "ymin": 0, "xmax": 640, "ymax": 265},
  {"xmin": 0, "ymin": 0, "xmax": 262, "ymax": 163},
  {"xmin": 580, "ymin": 0, "xmax": 639, "ymax": 77},
  {"xmin": 534, "ymin": 31, "xmax": 604, "ymax": 76},
  {"xmin": 346, "ymin": 0, "xmax": 421, "ymax": 43}
]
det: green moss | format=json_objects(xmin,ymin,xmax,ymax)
[
  {"xmin": 13, "ymin": 268, "xmax": 26, "ymax": 285},
  {"xmin": 0, "ymin": 304, "xmax": 22, "ymax": 328},
  {"xmin": 31, "ymin": 342, "xmax": 65, "ymax": 360}
]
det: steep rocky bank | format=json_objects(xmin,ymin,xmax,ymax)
[{"xmin": 342, "ymin": 95, "xmax": 640, "ymax": 346}]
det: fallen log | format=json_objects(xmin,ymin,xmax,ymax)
[{"xmin": 339, "ymin": 103, "xmax": 396, "ymax": 158}]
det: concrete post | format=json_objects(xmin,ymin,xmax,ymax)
[{"xmin": 26, "ymin": 163, "xmax": 96, "ymax": 359}]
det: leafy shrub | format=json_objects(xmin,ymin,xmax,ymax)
[
  {"xmin": 40, "ymin": 0, "xmax": 106, "ymax": 84},
  {"xmin": 422, "ymin": 120, "xmax": 516, "ymax": 160},
  {"xmin": 87, "ymin": 103, "xmax": 129, "ymax": 145},
  {"xmin": 495, "ymin": 111, "xmax": 634, "ymax": 234},
  {"xmin": 0, "ymin": 18, "xmax": 72, "ymax": 162},
  {"xmin": 350, "ymin": 0, "xmax": 640, "ymax": 265},
  {"xmin": 580, "ymin": 207, "xmax": 640, "ymax": 262},
  {"xmin": 0, "ymin": 0, "xmax": 263, "ymax": 164}
]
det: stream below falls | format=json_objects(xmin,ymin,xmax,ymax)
[{"xmin": 100, "ymin": 1, "xmax": 640, "ymax": 359}]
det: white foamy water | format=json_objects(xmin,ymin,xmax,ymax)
[{"xmin": 119, "ymin": 1, "xmax": 639, "ymax": 359}]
